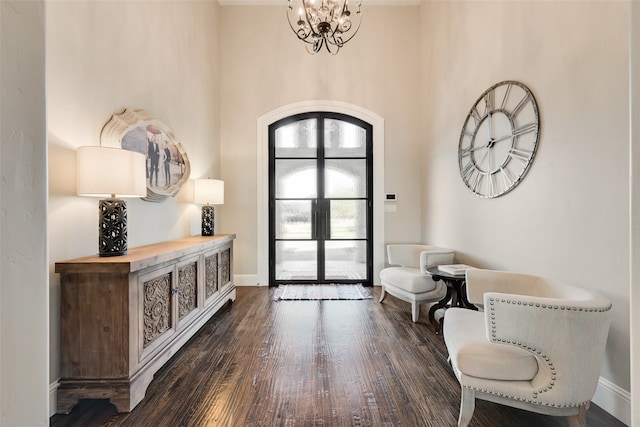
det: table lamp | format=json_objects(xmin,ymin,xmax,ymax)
[
  {"xmin": 193, "ymin": 179, "xmax": 224, "ymax": 236},
  {"xmin": 77, "ymin": 146, "xmax": 147, "ymax": 256}
]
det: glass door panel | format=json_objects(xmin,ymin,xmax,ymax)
[
  {"xmin": 275, "ymin": 200, "xmax": 313, "ymax": 239},
  {"xmin": 324, "ymin": 159, "xmax": 367, "ymax": 198},
  {"xmin": 270, "ymin": 113, "xmax": 372, "ymax": 285},
  {"xmin": 275, "ymin": 241, "xmax": 317, "ymax": 281},
  {"xmin": 325, "ymin": 240, "xmax": 367, "ymax": 280},
  {"xmin": 329, "ymin": 200, "xmax": 367, "ymax": 239},
  {"xmin": 275, "ymin": 159, "xmax": 317, "ymax": 199},
  {"xmin": 324, "ymin": 118, "xmax": 366, "ymax": 157},
  {"xmin": 275, "ymin": 119, "xmax": 317, "ymax": 158}
]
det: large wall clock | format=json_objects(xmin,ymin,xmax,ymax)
[{"xmin": 458, "ymin": 80, "xmax": 540, "ymax": 198}]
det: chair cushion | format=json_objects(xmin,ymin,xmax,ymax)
[
  {"xmin": 380, "ymin": 267, "xmax": 437, "ymax": 293},
  {"xmin": 444, "ymin": 308, "xmax": 539, "ymax": 381}
]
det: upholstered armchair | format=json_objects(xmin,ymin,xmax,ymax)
[
  {"xmin": 443, "ymin": 269, "xmax": 612, "ymax": 427},
  {"xmin": 379, "ymin": 244, "xmax": 454, "ymax": 322}
]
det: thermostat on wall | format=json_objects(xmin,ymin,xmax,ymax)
[{"xmin": 384, "ymin": 193, "xmax": 397, "ymax": 213}]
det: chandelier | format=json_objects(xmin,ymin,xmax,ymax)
[{"xmin": 287, "ymin": 0, "xmax": 362, "ymax": 55}]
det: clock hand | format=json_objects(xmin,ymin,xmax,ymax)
[
  {"xmin": 491, "ymin": 133, "xmax": 515, "ymax": 145},
  {"xmin": 488, "ymin": 141, "xmax": 492, "ymax": 173},
  {"xmin": 469, "ymin": 145, "xmax": 488, "ymax": 152},
  {"xmin": 459, "ymin": 145, "xmax": 488, "ymax": 158},
  {"xmin": 475, "ymin": 144, "xmax": 490, "ymax": 169},
  {"xmin": 492, "ymin": 123, "xmax": 537, "ymax": 145}
]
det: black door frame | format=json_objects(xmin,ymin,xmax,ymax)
[{"xmin": 268, "ymin": 111, "xmax": 373, "ymax": 286}]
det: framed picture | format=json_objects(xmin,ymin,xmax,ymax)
[{"xmin": 100, "ymin": 109, "xmax": 191, "ymax": 202}]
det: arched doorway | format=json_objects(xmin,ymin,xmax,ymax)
[
  {"xmin": 269, "ymin": 112, "xmax": 373, "ymax": 285},
  {"xmin": 257, "ymin": 100, "xmax": 385, "ymax": 287}
]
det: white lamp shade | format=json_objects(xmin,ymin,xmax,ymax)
[
  {"xmin": 77, "ymin": 146, "xmax": 147, "ymax": 198},
  {"xmin": 193, "ymin": 179, "xmax": 224, "ymax": 205}
]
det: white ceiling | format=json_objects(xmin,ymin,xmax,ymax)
[{"xmin": 218, "ymin": 0, "xmax": 422, "ymax": 5}]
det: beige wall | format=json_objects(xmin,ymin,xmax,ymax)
[
  {"xmin": 1, "ymin": 1, "xmax": 49, "ymax": 424},
  {"xmin": 421, "ymin": 0, "xmax": 630, "ymax": 422},
  {"xmin": 220, "ymin": 6, "xmax": 424, "ymax": 278},
  {"xmin": 46, "ymin": 0, "xmax": 220, "ymax": 404}
]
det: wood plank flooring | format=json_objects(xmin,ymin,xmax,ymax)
[{"xmin": 50, "ymin": 286, "xmax": 626, "ymax": 427}]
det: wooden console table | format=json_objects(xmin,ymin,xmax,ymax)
[{"xmin": 55, "ymin": 234, "xmax": 236, "ymax": 413}]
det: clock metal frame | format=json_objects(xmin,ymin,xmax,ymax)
[{"xmin": 458, "ymin": 80, "xmax": 540, "ymax": 198}]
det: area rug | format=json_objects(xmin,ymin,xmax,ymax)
[{"xmin": 274, "ymin": 284, "xmax": 373, "ymax": 301}]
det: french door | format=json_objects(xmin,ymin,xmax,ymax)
[{"xmin": 269, "ymin": 112, "xmax": 373, "ymax": 286}]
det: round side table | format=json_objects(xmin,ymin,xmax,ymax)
[{"xmin": 426, "ymin": 266, "xmax": 477, "ymax": 334}]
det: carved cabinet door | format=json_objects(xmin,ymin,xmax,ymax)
[
  {"xmin": 176, "ymin": 257, "xmax": 200, "ymax": 329},
  {"xmin": 219, "ymin": 243, "xmax": 233, "ymax": 292},
  {"xmin": 203, "ymin": 250, "xmax": 220, "ymax": 304},
  {"xmin": 204, "ymin": 242, "xmax": 233, "ymax": 306},
  {"xmin": 138, "ymin": 264, "xmax": 177, "ymax": 362}
]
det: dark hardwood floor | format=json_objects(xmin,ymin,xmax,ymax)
[{"xmin": 50, "ymin": 286, "xmax": 625, "ymax": 427}]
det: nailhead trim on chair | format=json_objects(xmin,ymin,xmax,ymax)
[
  {"xmin": 490, "ymin": 298, "xmax": 611, "ymax": 313},
  {"xmin": 480, "ymin": 297, "xmax": 612, "ymax": 407},
  {"xmin": 456, "ymin": 376, "xmax": 590, "ymax": 409}
]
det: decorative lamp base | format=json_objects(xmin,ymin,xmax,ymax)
[
  {"xmin": 201, "ymin": 205, "xmax": 215, "ymax": 236},
  {"xmin": 99, "ymin": 198, "xmax": 128, "ymax": 257}
]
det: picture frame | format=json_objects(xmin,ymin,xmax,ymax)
[{"xmin": 100, "ymin": 109, "xmax": 191, "ymax": 202}]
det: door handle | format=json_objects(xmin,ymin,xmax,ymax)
[
  {"xmin": 312, "ymin": 200, "xmax": 318, "ymax": 240},
  {"xmin": 325, "ymin": 201, "xmax": 331, "ymax": 239}
]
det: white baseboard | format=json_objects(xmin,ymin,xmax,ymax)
[
  {"xmin": 49, "ymin": 380, "xmax": 59, "ymax": 417},
  {"xmin": 593, "ymin": 376, "xmax": 630, "ymax": 426}
]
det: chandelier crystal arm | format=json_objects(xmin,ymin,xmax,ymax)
[{"xmin": 287, "ymin": 2, "xmax": 311, "ymax": 41}]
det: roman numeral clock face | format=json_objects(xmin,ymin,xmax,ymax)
[{"xmin": 458, "ymin": 80, "xmax": 540, "ymax": 198}]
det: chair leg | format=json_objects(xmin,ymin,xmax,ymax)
[
  {"xmin": 458, "ymin": 387, "xmax": 475, "ymax": 427},
  {"xmin": 379, "ymin": 286, "xmax": 386, "ymax": 303},
  {"xmin": 411, "ymin": 301, "xmax": 419, "ymax": 322},
  {"xmin": 566, "ymin": 402, "xmax": 589, "ymax": 427}
]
